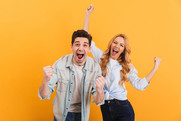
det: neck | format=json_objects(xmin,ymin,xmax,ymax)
[
  {"xmin": 72, "ymin": 58, "xmax": 86, "ymax": 66},
  {"xmin": 110, "ymin": 56, "xmax": 117, "ymax": 60}
]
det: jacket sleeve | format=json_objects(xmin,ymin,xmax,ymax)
[
  {"xmin": 38, "ymin": 61, "xmax": 58, "ymax": 100},
  {"xmin": 91, "ymin": 63, "xmax": 105, "ymax": 105}
]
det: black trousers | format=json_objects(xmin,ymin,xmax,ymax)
[{"xmin": 101, "ymin": 99, "xmax": 135, "ymax": 121}]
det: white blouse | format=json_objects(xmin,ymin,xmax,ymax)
[{"xmin": 91, "ymin": 41, "xmax": 149, "ymax": 100}]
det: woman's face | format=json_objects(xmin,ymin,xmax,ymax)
[{"xmin": 110, "ymin": 37, "xmax": 125, "ymax": 60}]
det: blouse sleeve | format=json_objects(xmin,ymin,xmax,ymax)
[
  {"xmin": 91, "ymin": 41, "xmax": 104, "ymax": 63},
  {"xmin": 127, "ymin": 64, "xmax": 149, "ymax": 90}
]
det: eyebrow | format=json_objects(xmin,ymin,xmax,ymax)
[
  {"xmin": 83, "ymin": 42, "xmax": 89, "ymax": 45},
  {"xmin": 74, "ymin": 41, "xmax": 89, "ymax": 44},
  {"xmin": 114, "ymin": 40, "xmax": 124, "ymax": 45}
]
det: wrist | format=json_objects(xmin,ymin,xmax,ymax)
[
  {"xmin": 97, "ymin": 89, "xmax": 104, "ymax": 95},
  {"xmin": 43, "ymin": 77, "xmax": 50, "ymax": 84},
  {"xmin": 85, "ymin": 12, "xmax": 91, "ymax": 16},
  {"xmin": 153, "ymin": 65, "xmax": 158, "ymax": 71}
]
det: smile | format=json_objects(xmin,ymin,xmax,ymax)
[
  {"xmin": 113, "ymin": 49, "xmax": 118, "ymax": 53},
  {"xmin": 77, "ymin": 53, "xmax": 84, "ymax": 59},
  {"xmin": 112, "ymin": 49, "xmax": 119, "ymax": 56}
]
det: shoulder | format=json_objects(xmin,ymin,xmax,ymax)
[
  {"xmin": 87, "ymin": 56, "xmax": 101, "ymax": 72},
  {"xmin": 128, "ymin": 63, "xmax": 138, "ymax": 74},
  {"xmin": 53, "ymin": 54, "xmax": 72, "ymax": 68}
]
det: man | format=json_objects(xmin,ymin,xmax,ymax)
[{"xmin": 38, "ymin": 30, "xmax": 106, "ymax": 121}]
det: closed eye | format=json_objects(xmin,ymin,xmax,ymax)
[{"xmin": 113, "ymin": 41, "xmax": 118, "ymax": 44}]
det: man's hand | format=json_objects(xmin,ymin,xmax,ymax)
[
  {"xmin": 95, "ymin": 75, "xmax": 106, "ymax": 94},
  {"xmin": 86, "ymin": 4, "xmax": 94, "ymax": 15},
  {"xmin": 43, "ymin": 66, "xmax": 53, "ymax": 82},
  {"xmin": 83, "ymin": 4, "xmax": 94, "ymax": 32}
]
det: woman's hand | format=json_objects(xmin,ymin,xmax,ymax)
[{"xmin": 154, "ymin": 57, "xmax": 162, "ymax": 70}]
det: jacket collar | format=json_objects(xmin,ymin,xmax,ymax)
[{"xmin": 65, "ymin": 54, "xmax": 92, "ymax": 72}]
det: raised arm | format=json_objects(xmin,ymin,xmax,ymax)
[
  {"xmin": 38, "ymin": 64, "xmax": 57, "ymax": 99},
  {"xmin": 127, "ymin": 57, "xmax": 162, "ymax": 90},
  {"xmin": 91, "ymin": 64, "xmax": 106, "ymax": 105},
  {"xmin": 83, "ymin": 5, "xmax": 104, "ymax": 63},
  {"xmin": 145, "ymin": 57, "xmax": 162, "ymax": 82},
  {"xmin": 83, "ymin": 4, "xmax": 94, "ymax": 32},
  {"xmin": 39, "ymin": 66, "xmax": 53, "ymax": 98}
]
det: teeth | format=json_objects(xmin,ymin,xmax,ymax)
[
  {"xmin": 113, "ymin": 49, "xmax": 118, "ymax": 53},
  {"xmin": 77, "ymin": 54, "xmax": 84, "ymax": 56}
]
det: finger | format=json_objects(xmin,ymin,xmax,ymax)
[
  {"xmin": 99, "ymin": 76, "xmax": 106, "ymax": 84},
  {"xmin": 49, "ymin": 73, "xmax": 53, "ymax": 76},
  {"xmin": 97, "ymin": 75, "xmax": 102, "ymax": 78},
  {"xmin": 44, "ymin": 67, "xmax": 53, "ymax": 71},
  {"xmin": 96, "ymin": 78, "xmax": 101, "ymax": 83},
  {"xmin": 155, "ymin": 57, "xmax": 162, "ymax": 62},
  {"xmin": 98, "ymin": 78, "xmax": 105, "ymax": 86},
  {"xmin": 45, "ymin": 68, "xmax": 53, "ymax": 73},
  {"xmin": 47, "ymin": 70, "xmax": 53, "ymax": 73},
  {"xmin": 96, "ymin": 78, "xmax": 104, "ymax": 86},
  {"xmin": 87, "ymin": 5, "xmax": 92, "ymax": 10},
  {"xmin": 154, "ymin": 57, "xmax": 157, "ymax": 62},
  {"xmin": 47, "ymin": 66, "xmax": 53, "ymax": 70},
  {"xmin": 96, "ymin": 78, "xmax": 102, "ymax": 85},
  {"xmin": 99, "ymin": 76, "xmax": 105, "ymax": 81},
  {"xmin": 95, "ymin": 81, "xmax": 100, "ymax": 87},
  {"xmin": 91, "ymin": 5, "xmax": 94, "ymax": 10},
  {"xmin": 46, "ymin": 65, "xmax": 52, "ymax": 68}
]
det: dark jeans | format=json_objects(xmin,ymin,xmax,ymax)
[
  {"xmin": 101, "ymin": 99, "xmax": 135, "ymax": 121},
  {"xmin": 54, "ymin": 112, "xmax": 81, "ymax": 121}
]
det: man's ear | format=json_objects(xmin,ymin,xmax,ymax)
[
  {"xmin": 71, "ymin": 45, "xmax": 73, "ymax": 51},
  {"xmin": 88, "ymin": 46, "xmax": 92, "ymax": 53}
]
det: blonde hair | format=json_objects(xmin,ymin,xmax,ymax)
[{"xmin": 100, "ymin": 34, "xmax": 131, "ymax": 87}]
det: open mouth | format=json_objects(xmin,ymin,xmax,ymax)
[
  {"xmin": 112, "ymin": 49, "xmax": 118, "ymax": 56},
  {"xmin": 77, "ymin": 53, "xmax": 84, "ymax": 59}
]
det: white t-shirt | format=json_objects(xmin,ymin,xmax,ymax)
[{"xmin": 68, "ymin": 63, "xmax": 84, "ymax": 112}]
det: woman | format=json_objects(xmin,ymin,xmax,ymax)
[{"xmin": 83, "ymin": 5, "xmax": 162, "ymax": 121}]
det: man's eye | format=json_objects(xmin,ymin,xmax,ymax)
[
  {"xmin": 84, "ymin": 45, "xmax": 88, "ymax": 47},
  {"xmin": 75, "ymin": 44, "xmax": 79, "ymax": 46}
]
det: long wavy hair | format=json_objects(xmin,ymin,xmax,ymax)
[{"xmin": 100, "ymin": 34, "xmax": 131, "ymax": 87}]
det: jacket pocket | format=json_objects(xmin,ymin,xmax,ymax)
[{"xmin": 57, "ymin": 79, "xmax": 69, "ymax": 92}]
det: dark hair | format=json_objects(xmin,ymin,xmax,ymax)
[{"xmin": 72, "ymin": 30, "xmax": 92, "ymax": 46}]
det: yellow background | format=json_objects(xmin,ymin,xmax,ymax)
[{"xmin": 1, "ymin": 0, "xmax": 181, "ymax": 121}]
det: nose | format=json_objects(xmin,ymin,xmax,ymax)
[
  {"xmin": 115, "ymin": 44, "xmax": 119, "ymax": 48},
  {"xmin": 78, "ymin": 45, "xmax": 84, "ymax": 51}
]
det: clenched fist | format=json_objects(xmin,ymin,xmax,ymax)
[
  {"xmin": 86, "ymin": 4, "xmax": 94, "ymax": 15},
  {"xmin": 95, "ymin": 75, "xmax": 106, "ymax": 94},
  {"xmin": 154, "ymin": 57, "xmax": 162, "ymax": 70},
  {"xmin": 43, "ymin": 66, "xmax": 54, "ymax": 82}
]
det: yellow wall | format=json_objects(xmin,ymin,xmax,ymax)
[{"xmin": 1, "ymin": 0, "xmax": 181, "ymax": 121}]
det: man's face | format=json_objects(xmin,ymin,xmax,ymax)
[{"xmin": 71, "ymin": 37, "xmax": 91, "ymax": 66}]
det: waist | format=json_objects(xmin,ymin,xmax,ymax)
[{"xmin": 105, "ymin": 99, "xmax": 129, "ymax": 105}]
